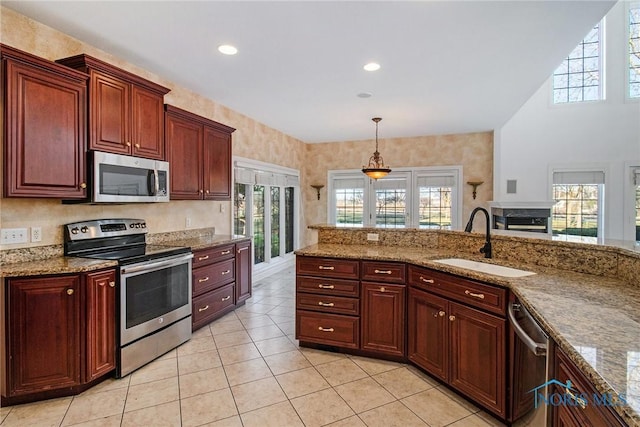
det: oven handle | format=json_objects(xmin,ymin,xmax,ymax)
[
  {"xmin": 121, "ymin": 253, "xmax": 193, "ymax": 275},
  {"xmin": 508, "ymin": 302, "xmax": 547, "ymax": 356}
]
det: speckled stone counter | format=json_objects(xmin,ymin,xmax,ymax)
[
  {"xmin": 0, "ymin": 257, "xmax": 117, "ymax": 278},
  {"xmin": 151, "ymin": 234, "xmax": 251, "ymax": 251},
  {"xmin": 295, "ymin": 243, "xmax": 640, "ymax": 426}
]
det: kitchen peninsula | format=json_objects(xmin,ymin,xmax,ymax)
[{"xmin": 295, "ymin": 225, "xmax": 640, "ymax": 426}]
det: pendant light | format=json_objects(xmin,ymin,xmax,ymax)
[{"xmin": 362, "ymin": 117, "xmax": 391, "ymax": 180}]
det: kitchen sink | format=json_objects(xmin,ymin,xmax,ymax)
[{"xmin": 432, "ymin": 258, "xmax": 536, "ymax": 278}]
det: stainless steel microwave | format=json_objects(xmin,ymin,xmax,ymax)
[{"xmin": 92, "ymin": 151, "xmax": 169, "ymax": 203}]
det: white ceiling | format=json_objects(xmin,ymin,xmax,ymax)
[{"xmin": 3, "ymin": 1, "xmax": 615, "ymax": 143}]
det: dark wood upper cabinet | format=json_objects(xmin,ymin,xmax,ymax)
[
  {"xmin": 1, "ymin": 44, "xmax": 88, "ymax": 198},
  {"xmin": 165, "ymin": 104, "xmax": 235, "ymax": 200},
  {"xmin": 57, "ymin": 54, "xmax": 169, "ymax": 160}
]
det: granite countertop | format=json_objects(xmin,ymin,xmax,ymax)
[
  {"xmin": 295, "ymin": 243, "xmax": 640, "ymax": 426},
  {"xmin": 0, "ymin": 257, "xmax": 117, "ymax": 278},
  {"xmin": 155, "ymin": 234, "xmax": 250, "ymax": 251}
]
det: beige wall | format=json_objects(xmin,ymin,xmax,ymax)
[
  {"xmin": 0, "ymin": 7, "xmax": 493, "ymax": 251},
  {"xmin": 302, "ymin": 132, "xmax": 494, "ymax": 246}
]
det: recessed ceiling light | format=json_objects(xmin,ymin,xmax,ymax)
[
  {"xmin": 218, "ymin": 45, "xmax": 238, "ymax": 55},
  {"xmin": 357, "ymin": 92, "xmax": 373, "ymax": 98},
  {"xmin": 363, "ymin": 62, "xmax": 381, "ymax": 71}
]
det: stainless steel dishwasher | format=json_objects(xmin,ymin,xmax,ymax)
[{"xmin": 509, "ymin": 300, "xmax": 552, "ymax": 426}]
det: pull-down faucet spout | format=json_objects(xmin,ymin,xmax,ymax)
[{"xmin": 464, "ymin": 207, "xmax": 492, "ymax": 258}]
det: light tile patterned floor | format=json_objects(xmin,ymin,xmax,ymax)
[{"xmin": 0, "ymin": 268, "xmax": 506, "ymax": 427}]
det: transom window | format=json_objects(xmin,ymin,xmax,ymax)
[
  {"xmin": 630, "ymin": 3, "xmax": 640, "ymax": 98},
  {"xmin": 553, "ymin": 23, "xmax": 603, "ymax": 104}
]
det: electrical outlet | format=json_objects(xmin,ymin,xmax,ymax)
[
  {"xmin": 185, "ymin": 217, "xmax": 192, "ymax": 228},
  {"xmin": 367, "ymin": 233, "xmax": 379, "ymax": 242},
  {"xmin": 31, "ymin": 227, "xmax": 42, "ymax": 242},
  {"xmin": 1, "ymin": 228, "xmax": 29, "ymax": 244},
  {"xmin": 220, "ymin": 203, "xmax": 225, "ymax": 213}
]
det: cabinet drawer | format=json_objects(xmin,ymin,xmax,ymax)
[
  {"xmin": 296, "ymin": 294, "xmax": 359, "ymax": 316},
  {"xmin": 192, "ymin": 283, "xmax": 235, "ymax": 327},
  {"xmin": 296, "ymin": 276, "xmax": 360, "ymax": 297},
  {"xmin": 361, "ymin": 261, "xmax": 406, "ymax": 283},
  {"xmin": 296, "ymin": 311, "xmax": 359, "ymax": 349},
  {"xmin": 193, "ymin": 259, "xmax": 235, "ymax": 296},
  {"xmin": 296, "ymin": 256, "xmax": 359, "ymax": 279},
  {"xmin": 192, "ymin": 244, "xmax": 235, "ymax": 268},
  {"xmin": 409, "ymin": 266, "xmax": 506, "ymax": 315}
]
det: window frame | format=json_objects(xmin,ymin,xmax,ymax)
[
  {"xmin": 623, "ymin": 162, "xmax": 640, "ymax": 242},
  {"xmin": 328, "ymin": 166, "xmax": 462, "ymax": 229},
  {"xmin": 627, "ymin": 1, "xmax": 640, "ymax": 101}
]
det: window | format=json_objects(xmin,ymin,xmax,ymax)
[
  {"xmin": 635, "ymin": 169, "xmax": 640, "ymax": 242},
  {"xmin": 329, "ymin": 167, "xmax": 461, "ymax": 229},
  {"xmin": 553, "ymin": 23, "xmax": 602, "ymax": 103},
  {"xmin": 551, "ymin": 170, "xmax": 605, "ymax": 242},
  {"xmin": 630, "ymin": 3, "xmax": 640, "ymax": 98},
  {"xmin": 233, "ymin": 160, "xmax": 299, "ymax": 269}
]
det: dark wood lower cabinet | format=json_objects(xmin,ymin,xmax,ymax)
[
  {"xmin": 3, "ymin": 269, "xmax": 117, "ymax": 405},
  {"xmin": 235, "ymin": 240, "xmax": 252, "ymax": 305},
  {"xmin": 361, "ymin": 282, "xmax": 405, "ymax": 357}
]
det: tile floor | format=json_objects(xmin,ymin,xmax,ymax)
[{"xmin": 0, "ymin": 268, "xmax": 506, "ymax": 427}]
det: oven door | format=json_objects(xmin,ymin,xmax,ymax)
[{"xmin": 119, "ymin": 253, "xmax": 193, "ymax": 346}]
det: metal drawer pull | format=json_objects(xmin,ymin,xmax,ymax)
[
  {"xmin": 318, "ymin": 266, "xmax": 335, "ymax": 270},
  {"xmin": 221, "ymin": 295, "xmax": 231, "ymax": 301},
  {"xmin": 198, "ymin": 277, "xmax": 210, "ymax": 283},
  {"xmin": 318, "ymin": 327, "xmax": 334, "ymax": 332},
  {"xmin": 109, "ymin": 281, "xmax": 115, "ymax": 287},
  {"xmin": 449, "ymin": 315, "xmax": 456, "ymax": 321},
  {"xmin": 465, "ymin": 290, "xmax": 485, "ymax": 299},
  {"xmin": 318, "ymin": 301, "xmax": 335, "ymax": 307},
  {"xmin": 374, "ymin": 269, "xmax": 392, "ymax": 274},
  {"xmin": 419, "ymin": 276, "xmax": 435, "ymax": 283},
  {"xmin": 198, "ymin": 305, "xmax": 209, "ymax": 312},
  {"xmin": 221, "ymin": 270, "xmax": 231, "ymax": 275},
  {"xmin": 198, "ymin": 255, "xmax": 210, "ymax": 261},
  {"xmin": 379, "ymin": 287, "xmax": 386, "ymax": 292},
  {"xmin": 434, "ymin": 310, "xmax": 446, "ymax": 318},
  {"xmin": 221, "ymin": 250, "xmax": 231, "ymax": 255},
  {"xmin": 237, "ymin": 247, "xmax": 249, "ymax": 253},
  {"xmin": 318, "ymin": 284, "xmax": 335, "ymax": 289},
  {"xmin": 565, "ymin": 389, "xmax": 587, "ymax": 409}
]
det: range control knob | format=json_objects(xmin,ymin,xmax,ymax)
[
  {"xmin": 134, "ymin": 223, "xmax": 141, "ymax": 228},
  {"xmin": 80, "ymin": 226, "xmax": 89, "ymax": 233},
  {"xmin": 141, "ymin": 222, "xmax": 147, "ymax": 228},
  {"xmin": 70, "ymin": 227, "xmax": 79, "ymax": 235},
  {"xmin": 129, "ymin": 223, "xmax": 135, "ymax": 228}
]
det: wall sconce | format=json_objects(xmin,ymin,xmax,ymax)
[
  {"xmin": 311, "ymin": 184, "xmax": 324, "ymax": 200},
  {"xmin": 467, "ymin": 181, "xmax": 484, "ymax": 200}
]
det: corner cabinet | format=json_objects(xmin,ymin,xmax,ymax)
[
  {"xmin": 1, "ymin": 44, "xmax": 88, "ymax": 198},
  {"xmin": 2, "ymin": 269, "xmax": 117, "ymax": 405},
  {"xmin": 165, "ymin": 105, "xmax": 235, "ymax": 200},
  {"xmin": 407, "ymin": 265, "xmax": 507, "ymax": 419},
  {"xmin": 56, "ymin": 54, "xmax": 170, "ymax": 160}
]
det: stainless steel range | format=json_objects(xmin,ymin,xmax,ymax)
[{"xmin": 64, "ymin": 219, "xmax": 193, "ymax": 377}]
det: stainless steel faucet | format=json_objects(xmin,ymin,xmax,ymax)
[{"xmin": 464, "ymin": 207, "xmax": 492, "ymax": 258}]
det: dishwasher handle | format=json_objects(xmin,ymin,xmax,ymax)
[{"xmin": 508, "ymin": 302, "xmax": 547, "ymax": 357}]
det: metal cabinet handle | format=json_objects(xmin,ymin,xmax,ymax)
[
  {"xmin": 221, "ymin": 250, "xmax": 231, "ymax": 255},
  {"xmin": 134, "ymin": 143, "xmax": 140, "ymax": 149},
  {"xmin": 318, "ymin": 327, "xmax": 334, "ymax": 332},
  {"xmin": 109, "ymin": 281, "xmax": 115, "ymax": 287},
  {"xmin": 198, "ymin": 305, "xmax": 209, "ymax": 312},
  {"xmin": 198, "ymin": 277, "xmax": 210, "ymax": 283},
  {"xmin": 318, "ymin": 301, "xmax": 335, "ymax": 307},
  {"xmin": 465, "ymin": 290, "xmax": 485, "ymax": 299},
  {"xmin": 379, "ymin": 287, "xmax": 386, "ymax": 292},
  {"xmin": 318, "ymin": 266, "xmax": 335, "ymax": 270},
  {"xmin": 221, "ymin": 295, "xmax": 231, "ymax": 301},
  {"xmin": 374, "ymin": 269, "xmax": 392, "ymax": 274},
  {"xmin": 198, "ymin": 255, "xmax": 210, "ymax": 261},
  {"xmin": 449, "ymin": 315, "xmax": 456, "ymax": 321},
  {"xmin": 565, "ymin": 389, "xmax": 587, "ymax": 409},
  {"xmin": 199, "ymin": 189, "xmax": 203, "ymax": 194},
  {"xmin": 419, "ymin": 276, "xmax": 435, "ymax": 283},
  {"xmin": 221, "ymin": 270, "xmax": 231, "ymax": 275},
  {"xmin": 318, "ymin": 284, "xmax": 335, "ymax": 289},
  {"xmin": 66, "ymin": 289, "xmax": 74, "ymax": 295},
  {"xmin": 80, "ymin": 182, "xmax": 87, "ymax": 189},
  {"xmin": 237, "ymin": 247, "xmax": 249, "ymax": 253},
  {"xmin": 124, "ymin": 141, "xmax": 132, "ymax": 147},
  {"xmin": 434, "ymin": 310, "xmax": 446, "ymax": 318}
]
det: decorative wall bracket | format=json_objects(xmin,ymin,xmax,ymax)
[
  {"xmin": 311, "ymin": 184, "xmax": 324, "ymax": 200},
  {"xmin": 467, "ymin": 181, "xmax": 484, "ymax": 200}
]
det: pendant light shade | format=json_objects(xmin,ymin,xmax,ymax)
[{"xmin": 362, "ymin": 117, "xmax": 391, "ymax": 180}]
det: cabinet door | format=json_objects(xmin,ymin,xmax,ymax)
[
  {"xmin": 85, "ymin": 270, "xmax": 117, "ymax": 381},
  {"xmin": 89, "ymin": 70, "xmax": 130, "ymax": 154},
  {"xmin": 166, "ymin": 112, "xmax": 203, "ymax": 199},
  {"xmin": 235, "ymin": 241, "xmax": 252, "ymax": 305},
  {"xmin": 203, "ymin": 125, "xmax": 232, "ymax": 200},
  {"xmin": 3, "ymin": 58, "xmax": 87, "ymax": 198},
  {"xmin": 449, "ymin": 301, "xmax": 506, "ymax": 417},
  {"xmin": 361, "ymin": 282, "xmax": 405, "ymax": 357},
  {"xmin": 407, "ymin": 287, "xmax": 448, "ymax": 382},
  {"xmin": 131, "ymin": 85, "xmax": 165, "ymax": 160},
  {"xmin": 7, "ymin": 276, "xmax": 81, "ymax": 396}
]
